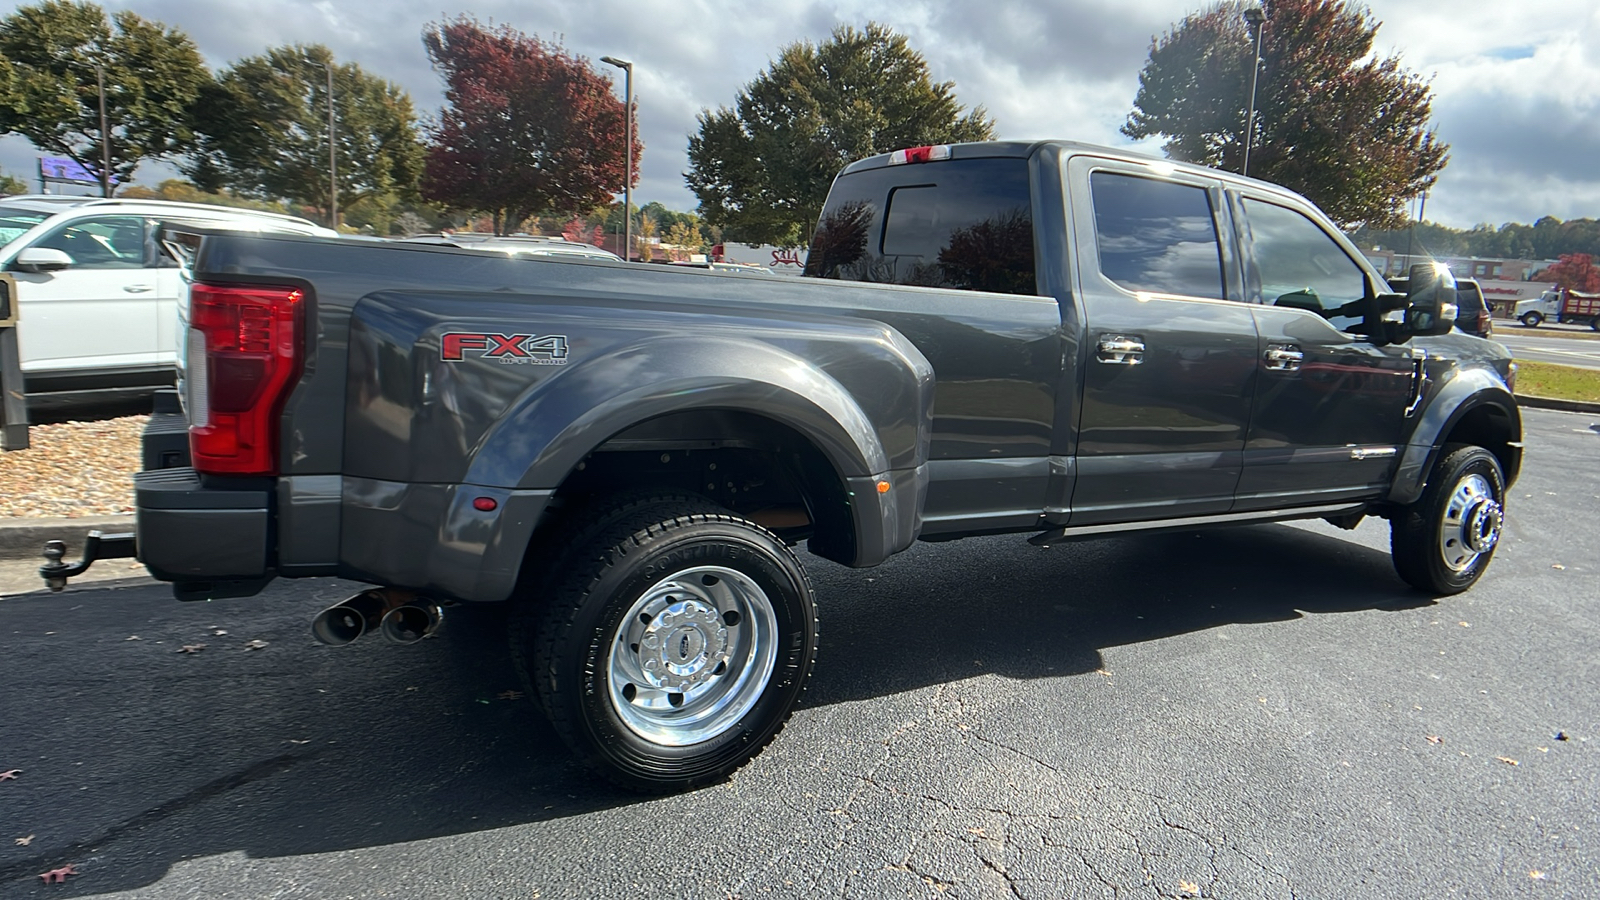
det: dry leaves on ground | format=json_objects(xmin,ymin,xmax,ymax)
[{"xmin": 0, "ymin": 416, "xmax": 145, "ymax": 518}]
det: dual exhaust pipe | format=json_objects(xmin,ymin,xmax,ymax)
[{"xmin": 312, "ymin": 589, "xmax": 444, "ymax": 646}]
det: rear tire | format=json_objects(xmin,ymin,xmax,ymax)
[
  {"xmin": 514, "ymin": 495, "xmax": 818, "ymax": 793},
  {"xmin": 1519, "ymin": 312, "xmax": 1543, "ymax": 327},
  {"xmin": 1391, "ymin": 444, "xmax": 1505, "ymax": 595}
]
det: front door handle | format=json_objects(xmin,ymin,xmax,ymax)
[
  {"xmin": 1264, "ymin": 343, "xmax": 1303, "ymax": 372},
  {"xmin": 123, "ymin": 285, "xmax": 154, "ymax": 293},
  {"xmin": 1097, "ymin": 334, "xmax": 1145, "ymax": 365}
]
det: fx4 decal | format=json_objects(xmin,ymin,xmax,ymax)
[{"xmin": 442, "ymin": 332, "xmax": 570, "ymax": 365}]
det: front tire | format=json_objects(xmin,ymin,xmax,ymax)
[
  {"xmin": 1519, "ymin": 312, "xmax": 1542, "ymax": 327},
  {"xmin": 517, "ymin": 497, "xmax": 818, "ymax": 792},
  {"xmin": 1391, "ymin": 444, "xmax": 1506, "ymax": 595}
]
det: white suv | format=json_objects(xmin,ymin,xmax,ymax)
[{"xmin": 0, "ymin": 196, "xmax": 334, "ymax": 406}]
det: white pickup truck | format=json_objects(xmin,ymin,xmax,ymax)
[{"xmin": 0, "ymin": 196, "xmax": 332, "ymax": 407}]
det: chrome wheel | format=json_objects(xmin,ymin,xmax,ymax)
[
  {"xmin": 1437, "ymin": 473, "xmax": 1502, "ymax": 573},
  {"xmin": 607, "ymin": 565, "xmax": 779, "ymax": 746}
]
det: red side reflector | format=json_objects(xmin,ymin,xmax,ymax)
[
  {"xmin": 887, "ymin": 145, "xmax": 952, "ymax": 165},
  {"xmin": 473, "ymin": 497, "xmax": 499, "ymax": 512},
  {"xmin": 188, "ymin": 283, "xmax": 304, "ymax": 476}
]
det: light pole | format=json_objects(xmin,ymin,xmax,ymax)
[
  {"xmin": 600, "ymin": 56, "xmax": 633, "ymax": 261},
  {"xmin": 307, "ymin": 58, "xmax": 338, "ymax": 229},
  {"xmin": 1241, "ymin": 3, "xmax": 1267, "ymax": 178}
]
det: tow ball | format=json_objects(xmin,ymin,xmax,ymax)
[{"xmin": 38, "ymin": 531, "xmax": 138, "ymax": 591}]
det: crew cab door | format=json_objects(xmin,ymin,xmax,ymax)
[
  {"xmin": 6, "ymin": 214, "xmax": 159, "ymax": 374},
  {"xmin": 1231, "ymin": 192, "xmax": 1413, "ymax": 508},
  {"xmin": 1064, "ymin": 158, "xmax": 1257, "ymax": 525}
]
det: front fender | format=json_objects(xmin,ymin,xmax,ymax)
[{"xmin": 1389, "ymin": 364, "xmax": 1522, "ymax": 506}]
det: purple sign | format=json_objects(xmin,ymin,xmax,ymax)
[{"xmin": 38, "ymin": 157, "xmax": 118, "ymax": 186}]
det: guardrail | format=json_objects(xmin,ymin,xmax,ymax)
[{"xmin": 1, "ymin": 273, "xmax": 28, "ymax": 451}]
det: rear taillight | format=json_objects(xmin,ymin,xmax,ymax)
[{"xmin": 186, "ymin": 283, "xmax": 304, "ymax": 476}]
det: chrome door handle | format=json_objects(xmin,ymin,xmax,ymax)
[
  {"xmin": 1264, "ymin": 343, "xmax": 1303, "ymax": 372},
  {"xmin": 1096, "ymin": 334, "xmax": 1145, "ymax": 365},
  {"xmin": 123, "ymin": 285, "xmax": 154, "ymax": 293}
]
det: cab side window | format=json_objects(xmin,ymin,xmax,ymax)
[
  {"xmin": 1090, "ymin": 172, "xmax": 1225, "ymax": 300},
  {"xmin": 29, "ymin": 216, "xmax": 147, "ymax": 269},
  {"xmin": 1242, "ymin": 198, "xmax": 1367, "ymax": 331}
]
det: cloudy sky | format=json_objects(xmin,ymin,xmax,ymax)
[{"xmin": 3, "ymin": 0, "xmax": 1597, "ymax": 230}]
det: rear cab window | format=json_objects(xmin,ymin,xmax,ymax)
[{"xmin": 805, "ymin": 156, "xmax": 1038, "ymax": 296}]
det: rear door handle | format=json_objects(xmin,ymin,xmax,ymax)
[
  {"xmin": 123, "ymin": 285, "xmax": 154, "ymax": 293},
  {"xmin": 1264, "ymin": 343, "xmax": 1303, "ymax": 372},
  {"xmin": 1096, "ymin": 334, "xmax": 1145, "ymax": 365}
]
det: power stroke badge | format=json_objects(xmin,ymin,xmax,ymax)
[{"xmin": 442, "ymin": 332, "xmax": 570, "ymax": 365}]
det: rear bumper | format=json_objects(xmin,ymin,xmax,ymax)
[{"xmin": 135, "ymin": 467, "xmax": 273, "ymax": 585}]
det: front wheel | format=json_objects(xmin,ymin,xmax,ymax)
[
  {"xmin": 1391, "ymin": 445, "xmax": 1506, "ymax": 595},
  {"xmin": 517, "ymin": 497, "xmax": 818, "ymax": 792},
  {"xmin": 1519, "ymin": 312, "xmax": 1543, "ymax": 327}
]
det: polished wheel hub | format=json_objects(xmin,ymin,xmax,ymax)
[
  {"xmin": 1440, "ymin": 474, "xmax": 1501, "ymax": 572},
  {"xmin": 608, "ymin": 565, "xmax": 779, "ymax": 746}
]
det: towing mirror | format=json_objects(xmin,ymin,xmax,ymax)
[
  {"xmin": 1402, "ymin": 263, "xmax": 1458, "ymax": 338},
  {"xmin": 14, "ymin": 247, "xmax": 73, "ymax": 273}
]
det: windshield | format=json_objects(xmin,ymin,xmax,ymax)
[{"xmin": 0, "ymin": 206, "xmax": 52, "ymax": 245}]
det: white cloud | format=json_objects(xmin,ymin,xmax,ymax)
[{"xmin": 0, "ymin": 0, "xmax": 1594, "ymax": 231}]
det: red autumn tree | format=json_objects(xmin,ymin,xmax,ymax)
[
  {"xmin": 421, "ymin": 18, "xmax": 639, "ymax": 234},
  {"xmin": 1532, "ymin": 253, "xmax": 1600, "ymax": 294}
]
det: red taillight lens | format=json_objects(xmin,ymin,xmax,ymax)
[{"xmin": 187, "ymin": 283, "xmax": 304, "ymax": 476}]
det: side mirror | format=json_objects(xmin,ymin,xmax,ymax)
[
  {"xmin": 14, "ymin": 247, "xmax": 74, "ymax": 273},
  {"xmin": 1401, "ymin": 263, "xmax": 1458, "ymax": 338}
]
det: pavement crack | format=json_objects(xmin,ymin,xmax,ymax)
[{"xmin": 0, "ymin": 751, "xmax": 316, "ymax": 886}]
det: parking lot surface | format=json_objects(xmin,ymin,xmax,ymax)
[{"xmin": 1, "ymin": 408, "xmax": 1595, "ymax": 899}]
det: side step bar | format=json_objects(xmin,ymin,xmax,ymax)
[{"xmin": 1029, "ymin": 503, "xmax": 1368, "ymax": 547}]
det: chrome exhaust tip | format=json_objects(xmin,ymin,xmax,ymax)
[
  {"xmin": 379, "ymin": 601, "xmax": 443, "ymax": 645},
  {"xmin": 311, "ymin": 589, "xmax": 410, "ymax": 646}
]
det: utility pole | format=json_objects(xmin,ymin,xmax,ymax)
[
  {"xmin": 307, "ymin": 58, "xmax": 338, "ymax": 229},
  {"xmin": 96, "ymin": 65, "xmax": 111, "ymax": 198},
  {"xmin": 601, "ymin": 56, "xmax": 633, "ymax": 261}
]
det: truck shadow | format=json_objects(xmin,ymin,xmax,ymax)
[{"xmin": 0, "ymin": 521, "xmax": 1430, "ymax": 897}]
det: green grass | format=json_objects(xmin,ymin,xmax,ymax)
[{"xmin": 1514, "ymin": 361, "xmax": 1600, "ymax": 403}]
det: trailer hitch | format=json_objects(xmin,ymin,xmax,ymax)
[{"xmin": 39, "ymin": 531, "xmax": 137, "ymax": 592}]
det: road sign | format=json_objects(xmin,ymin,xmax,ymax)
[{"xmin": 38, "ymin": 157, "xmax": 118, "ymax": 188}]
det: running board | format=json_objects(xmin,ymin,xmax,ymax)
[{"xmin": 1028, "ymin": 503, "xmax": 1368, "ymax": 547}]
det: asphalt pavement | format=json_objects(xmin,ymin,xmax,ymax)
[{"xmin": 1, "ymin": 408, "xmax": 1595, "ymax": 899}]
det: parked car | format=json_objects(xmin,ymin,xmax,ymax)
[
  {"xmin": 1386, "ymin": 273, "xmax": 1493, "ymax": 338},
  {"xmin": 0, "ymin": 196, "xmax": 334, "ymax": 408},
  {"xmin": 398, "ymin": 233, "xmax": 622, "ymax": 262}
]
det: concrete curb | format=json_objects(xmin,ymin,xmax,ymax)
[
  {"xmin": 0, "ymin": 514, "xmax": 133, "ymax": 561},
  {"xmin": 1516, "ymin": 394, "xmax": 1600, "ymax": 414}
]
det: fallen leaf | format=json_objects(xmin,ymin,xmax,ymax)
[
  {"xmin": 124, "ymin": 635, "xmax": 141, "ymax": 641},
  {"xmin": 497, "ymin": 690, "xmax": 524, "ymax": 701},
  {"xmin": 212, "ymin": 629, "xmax": 228, "ymax": 636},
  {"xmin": 1538, "ymin": 747, "xmax": 1549, "ymax": 753},
  {"xmin": 0, "ymin": 769, "xmax": 19, "ymax": 781},
  {"xmin": 1551, "ymin": 564, "xmax": 1565, "ymax": 570},
  {"xmin": 1426, "ymin": 736, "xmax": 1443, "ymax": 745},
  {"xmin": 1178, "ymin": 880, "xmax": 1201, "ymax": 896},
  {"xmin": 177, "ymin": 644, "xmax": 205, "ymax": 654},
  {"xmin": 1530, "ymin": 870, "xmax": 1547, "ymax": 880},
  {"xmin": 1496, "ymin": 756, "xmax": 1520, "ymax": 766},
  {"xmin": 1094, "ymin": 668, "xmax": 1112, "ymax": 678},
  {"xmin": 1556, "ymin": 731, "xmax": 1570, "ymax": 742},
  {"xmin": 37, "ymin": 865, "xmax": 76, "ymax": 884},
  {"xmin": 15, "ymin": 835, "xmax": 33, "ymax": 846},
  {"xmin": 288, "ymin": 739, "xmax": 310, "ymax": 745},
  {"xmin": 243, "ymin": 640, "xmax": 269, "ymax": 650},
  {"xmin": 1458, "ymin": 621, "xmax": 1470, "ymax": 627}
]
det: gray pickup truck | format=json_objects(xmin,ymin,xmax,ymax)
[{"xmin": 44, "ymin": 140, "xmax": 1522, "ymax": 792}]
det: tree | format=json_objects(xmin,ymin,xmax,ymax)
[
  {"xmin": 1123, "ymin": 0, "xmax": 1447, "ymax": 229},
  {"xmin": 686, "ymin": 22, "xmax": 995, "ymax": 248},
  {"xmin": 1532, "ymin": 254, "xmax": 1600, "ymax": 294},
  {"xmin": 421, "ymin": 17, "xmax": 637, "ymax": 236},
  {"xmin": 0, "ymin": 0, "xmax": 207, "ymax": 193},
  {"xmin": 187, "ymin": 45, "xmax": 423, "ymax": 224},
  {"xmin": 0, "ymin": 171, "xmax": 27, "ymax": 195}
]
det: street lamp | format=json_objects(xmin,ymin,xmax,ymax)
[
  {"xmin": 1241, "ymin": 3, "xmax": 1267, "ymax": 177},
  {"xmin": 600, "ymin": 56, "xmax": 633, "ymax": 261},
  {"xmin": 306, "ymin": 58, "xmax": 338, "ymax": 229}
]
